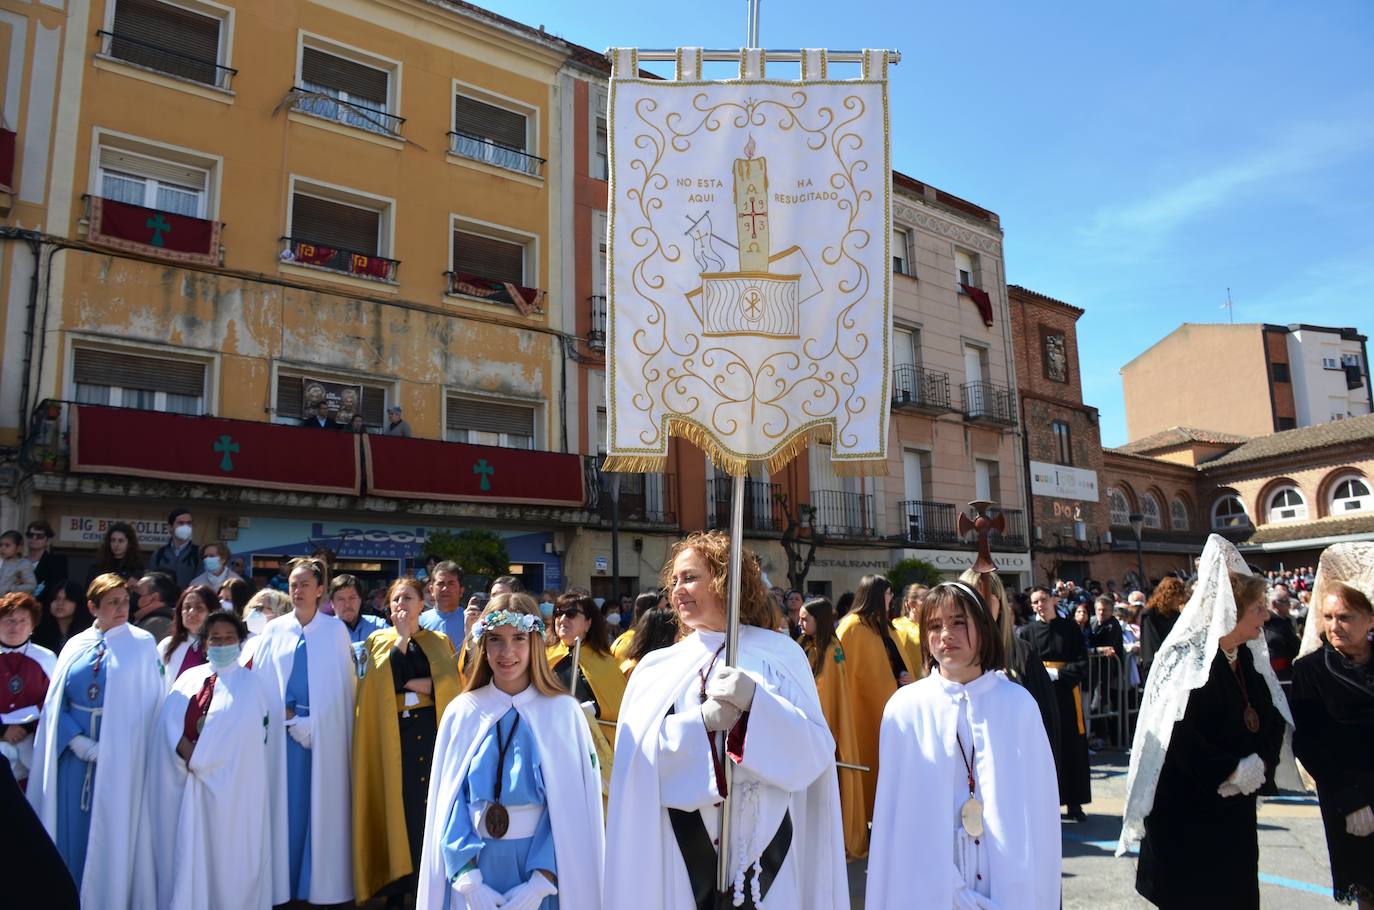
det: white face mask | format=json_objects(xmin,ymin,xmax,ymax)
[
  {"xmin": 203, "ymin": 556, "xmax": 222, "ymax": 573},
  {"xmin": 246, "ymin": 611, "xmax": 266, "ymax": 635},
  {"xmin": 606, "ymin": 612, "xmax": 621, "ymax": 627},
  {"xmin": 174, "ymin": 524, "xmax": 193, "ymax": 541}
]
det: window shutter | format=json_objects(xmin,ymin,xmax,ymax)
[
  {"xmin": 99, "ymin": 147, "xmax": 206, "ymax": 191},
  {"xmin": 112, "ymin": 0, "xmax": 220, "ymax": 63},
  {"xmin": 74, "ymin": 348, "xmax": 204, "ymax": 396},
  {"xmin": 453, "ymin": 95, "xmax": 527, "ymax": 150},
  {"xmin": 452, "ymin": 230, "xmax": 525, "ymax": 284},
  {"xmin": 300, "ymin": 47, "xmax": 389, "ymax": 107},
  {"xmin": 446, "ymin": 396, "xmax": 533, "ymax": 436},
  {"xmin": 291, "ymin": 193, "xmax": 381, "ymax": 254}
]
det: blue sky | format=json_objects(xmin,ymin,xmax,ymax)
[{"xmin": 487, "ymin": 0, "xmax": 1374, "ymax": 446}]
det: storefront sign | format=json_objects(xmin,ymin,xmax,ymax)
[
  {"xmin": 901, "ymin": 548, "xmax": 1033, "ymax": 574},
  {"xmin": 594, "ymin": 556, "xmax": 609, "ymax": 573},
  {"xmin": 60, "ymin": 515, "xmax": 171, "ymax": 546},
  {"xmin": 1029, "ymin": 461, "xmax": 1099, "ymax": 502}
]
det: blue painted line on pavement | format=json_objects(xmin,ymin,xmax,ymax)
[
  {"xmin": 1258, "ymin": 873, "xmax": 1329, "ymax": 896},
  {"xmin": 1263, "ymin": 795, "xmax": 1319, "ymax": 805}
]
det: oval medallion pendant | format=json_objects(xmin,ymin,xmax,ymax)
[
  {"xmin": 485, "ymin": 802, "xmax": 510, "ymax": 839},
  {"xmin": 961, "ymin": 797, "xmax": 984, "ymax": 838},
  {"xmin": 1243, "ymin": 706, "xmax": 1260, "ymax": 734}
]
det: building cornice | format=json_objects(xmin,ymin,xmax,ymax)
[{"xmin": 893, "ymin": 191, "xmax": 1002, "ymax": 256}]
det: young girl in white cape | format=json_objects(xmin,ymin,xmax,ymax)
[
  {"xmin": 415, "ymin": 592, "xmax": 603, "ymax": 910},
  {"xmin": 867, "ymin": 581, "xmax": 1061, "ymax": 910}
]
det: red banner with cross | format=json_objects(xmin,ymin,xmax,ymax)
[
  {"xmin": 87, "ymin": 196, "xmax": 222, "ymax": 266},
  {"xmin": 365, "ymin": 434, "xmax": 586, "ymax": 506}
]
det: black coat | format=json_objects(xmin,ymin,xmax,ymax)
[
  {"xmin": 1139, "ymin": 609, "xmax": 1178, "ymax": 683},
  {"xmin": 1262, "ymin": 613, "xmax": 1300, "ymax": 682},
  {"xmin": 1290, "ymin": 644, "xmax": 1374, "ymax": 904},
  {"xmin": 1136, "ymin": 648, "xmax": 1285, "ymax": 909},
  {"xmin": 1008, "ymin": 634, "xmax": 1061, "ymax": 769},
  {"xmin": 1017, "ymin": 617, "xmax": 1092, "ymax": 806}
]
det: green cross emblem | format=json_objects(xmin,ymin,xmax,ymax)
[
  {"xmin": 473, "ymin": 458, "xmax": 494, "ymax": 491},
  {"xmin": 213, "ymin": 435, "xmax": 240, "ymax": 471},
  {"xmin": 146, "ymin": 213, "xmax": 171, "ymax": 247}
]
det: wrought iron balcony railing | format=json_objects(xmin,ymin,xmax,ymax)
[
  {"xmin": 448, "ymin": 131, "xmax": 545, "ymax": 177},
  {"xmin": 97, "ymin": 29, "xmax": 236, "ymax": 90},
  {"xmin": 989, "ymin": 507, "xmax": 1027, "ymax": 550},
  {"xmin": 280, "ymin": 236, "xmax": 400, "ymax": 283},
  {"xmin": 960, "ymin": 380, "xmax": 1017, "ymax": 425},
  {"xmin": 809, "ymin": 489, "xmax": 876, "ymax": 537},
  {"xmin": 709, "ymin": 477, "xmax": 782, "ymax": 533},
  {"xmin": 891, "ymin": 364, "xmax": 954, "ymax": 413},
  {"xmin": 898, "ymin": 499, "xmax": 961, "ymax": 546},
  {"xmin": 589, "ymin": 295, "xmax": 607, "ymax": 350},
  {"xmin": 293, "ymin": 84, "xmax": 404, "ymax": 137},
  {"xmin": 597, "ymin": 469, "xmax": 677, "ymax": 526}
]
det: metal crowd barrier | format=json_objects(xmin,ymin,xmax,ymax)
[{"xmin": 1081, "ymin": 651, "xmax": 1141, "ymax": 750}]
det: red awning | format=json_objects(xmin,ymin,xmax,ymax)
[
  {"xmin": 365, "ymin": 434, "xmax": 585, "ymax": 506},
  {"xmin": 70, "ymin": 405, "xmax": 361, "ymax": 495},
  {"xmin": 961, "ymin": 283, "xmax": 995, "ymax": 327},
  {"xmin": 0, "ymin": 128, "xmax": 15, "ymax": 192}
]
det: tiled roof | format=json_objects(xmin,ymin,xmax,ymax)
[
  {"xmin": 1199, "ymin": 412, "xmax": 1374, "ymax": 470},
  {"xmin": 1114, "ymin": 426, "xmax": 1251, "ymax": 455},
  {"xmin": 1008, "ymin": 285, "xmax": 1084, "ymax": 316},
  {"xmin": 1243, "ymin": 512, "xmax": 1374, "ymax": 545}
]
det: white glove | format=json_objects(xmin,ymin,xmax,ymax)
[
  {"xmin": 286, "ymin": 716, "xmax": 314, "ymax": 750},
  {"xmin": 68, "ymin": 734, "xmax": 99, "ymax": 763},
  {"xmin": 705, "ymin": 666, "xmax": 757, "ymax": 711},
  {"xmin": 502, "ymin": 872, "xmax": 557, "ymax": 910},
  {"xmin": 1044, "ymin": 666, "xmax": 1060, "ymax": 681},
  {"xmin": 580, "ymin": 700, "xmax": 598, "ymax": 721},
  {"xmin": 700, "ymin": 697, "xmax": 742, "ymax": 732},
  {"xmin": 453, "ymin": 868, "xmax": 505, "ymax": 910},
  {"xmin": 1220, "ymin": 753, "xmax": 1266, "ymax": 796},
  {"xmin": 1346, "ymin": 806, "xmax": 1374, "ymax": 837}
]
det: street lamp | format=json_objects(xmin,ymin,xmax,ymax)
[{"xmin": 1128, "ymin": 512, "xmax": 1146, "ymax": 590}]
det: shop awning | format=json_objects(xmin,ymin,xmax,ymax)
[
  {"xmin": 70, "ymin": 404, "xmax": 361, "ymax": 495},
  {"xmin": 365, "ymin": 434, "xmax": 586, "ymax": 506}
]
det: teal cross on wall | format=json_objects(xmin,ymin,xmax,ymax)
[
  {"xmin": 473, "ymin": 458, "xmax": 494, "ymax": 491},
  {"xmin": 213, "ymin": 435, "xmax": 239, "ymax": 472},
  {"xmin": 146, "ymin": 213, "xmax": 171, "ymax": 247}
]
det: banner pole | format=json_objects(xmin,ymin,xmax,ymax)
[{"xmin": 716, "ymin": 469, "xmax": 746, "ymax": 899}]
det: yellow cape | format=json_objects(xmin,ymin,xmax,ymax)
[
  {"xmin": 610, "ymin": 629, "xmax": 635, "ymax": 661},
  {"xmin": 809, "ymin": 639, "xmax": 869, "ymax": 859},
  {"xmin": 352, "ymin": 628, "xmax": 461, "ymax": 900},
  {"xmin": 546, "ymin": 640, "xmax": 621, "ymax": 814},
  {"xmin": 836, "ymin": 613, "xmax": 904, "ymax": 823},
  {"xmin": 892, "ymin": 615, "xmax": 926, "ymax": 681}
]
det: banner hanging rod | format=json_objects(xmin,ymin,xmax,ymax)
[{"xmin": 618, "ymin": 49, "xmax": 902, "ymax": 64}]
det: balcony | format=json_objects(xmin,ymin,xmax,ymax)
[
  {"xmin": 898, "ymin": 500, "xmax": 961, "ymax": 546},
  {"xmin": 446, "ymin": 271, "xmax": 545, "ymax": 315},
  {"xmin": 292, "ymin": 84, "xmax": 405, "ymax": 137},
  {"xmin": 281, "ymin": 236, "xmax": 399, "ymax": 283},
  {"xmin": 891, "ymin": 364, "xmax": 955, "ymax": 414},
  {"xmin": 588, "ymin": 295, "xmax": 607, "ymax": 351},
  {"xmin": 97, "ymin": 30, "xmax": 236, "ymax": 90},
  {"xmin": 86, "ymin": 195, "xmax": 223, "ymax": 266},
  {"xmin": 596, "ymin": 469, "xmax": 677, "ymax": 526},
  {"xmin": 960, "ymin": 380, "xmax": 1016, "ymax": 426},
  {"xmin": 448, "ymin": 131, "xmax": 545, "ymax": 178},
  {"xmin": 709, "ymin": 477, "xmax": 783, "ymax": 533},
  {"xmin": 810, "ymin": 489, "xmax": 876, "ymax": 538},
  {"xmin": 989, "ymin": 508, "xmax": 1027, "ymax": 550}
]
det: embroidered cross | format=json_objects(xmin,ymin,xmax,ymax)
[
  {"xmin": 473, "ymin": 458, "xmax": 494, "ymax": 491},
  {"xmin": 146, "ymin": 213, "xmax": 171, "ymax": 247},
  {"xmin": 213, "ymin": 435, "xmax": 240, "ymax": 472},
  {"xmin": 741, "ymin": 198, "xmax": 767, "ymax": 239}
]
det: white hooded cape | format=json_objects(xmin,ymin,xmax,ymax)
[
  {"xmin": 26, "ymin": 622, "xmax": 163, "ymax": 910},
  {"xmin": 866, "ymin": 670, "xmax": 1061, "ymax": 910},
  {"xmin": 604, "ymin": 625, "xmax": 848, "ymax": 910},
  {"xmin": 248, "ymin": 609, "xmax": 356, "ymax": 905},
  {"xmin": 147, "ymin": 661, "xmax": 287, "ymax": 909},
  {"xmin": 415, "ymin": 684, "xmax": 604, "ymax": 910}
]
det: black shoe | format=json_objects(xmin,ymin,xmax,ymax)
[{"xmin": 1065, "ymin": 805, "xmax": 1088, "ymax": 822}]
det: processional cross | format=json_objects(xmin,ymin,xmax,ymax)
[{"xmin": 957, "ymin": 499, "xmax": 1005, "ymax": 576}]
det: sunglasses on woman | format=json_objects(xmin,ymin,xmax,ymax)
[{"xmin": 552, "ymin": 608, "xmax": 586, "ymax": 619}]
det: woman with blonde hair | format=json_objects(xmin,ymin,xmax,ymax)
[{"xmin": 416, "ymin": 593, "xmax": 602, "ymax": 910}]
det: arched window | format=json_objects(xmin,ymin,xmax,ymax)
[
  {"xmin": 1170, "ymin": 498, "xmax": 1189, "ymax": 531},
  {"xmin": 1330, "ymin": 475, "xmax": 1372, "ymax": 514},
  {"xmin": 1141, "ymin": 492, "xmax": 1162, "ymax": 529},
  {"xmin": 1107, "ymin": 487, "xmax": 1130, "ymax": 526},
  {"xmin": 1266, "ymin": 486, "xmax": 1308, "ymax": 522},
  {"xmin": 1212, "ymin": 495, "xmax": 1249, "ymax": 529}
]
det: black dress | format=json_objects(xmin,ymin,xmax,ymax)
[
  {"xmin": 1007, "ymin": 635, "xmax": 1061, "ymax": 769},
  {"xmin": 1290, "ymin": 644, "xmax": 1374, "ymax": 905},
  {"xmin": 1017, "ymin": 617, "xmax": 1092, "ymax": 806},
  {"xmin": 1139, "ymin": 609, "xmax": 1178, "ymax": 684},
  {"xmin": 387, "ymin": 639, "xmax": 439, "ymax": 890},
  {"xmin": 1136, "ymin": 648, "xmax": 1285, "ymax": 909}
]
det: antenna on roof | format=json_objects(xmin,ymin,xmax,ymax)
[{"xmin": 1220, "ymin": 287, "xmax": 1234, "ymax": 324}]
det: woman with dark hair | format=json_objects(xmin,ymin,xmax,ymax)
[
  {"xmin": 353, "ymin": 577, "xmax": 462, "ymax": 908},
  {"xmin": 611, "ymin": 590, "xmax": 665, "ymax": 661},
  {"xmin": 835, "ymin": 591, "xmax": 855, "ymax": 618},
  {"xmin": 619, "ymin": 606, "xmax": 679, "ymax": 678},
  {"xmin": 217, "ymin": 575, "xmax": 253, "ymax": 616},
  {"xmin": 157, "ymin": 584, "xmax": 217, "ymax": 689},
  {"xmin": 33, "ymin": 581, "xmax": 91, "ymax": 655},
  {"xmin": 148, "ymin": 609, "xmax": 283, "ymax": 909},
  {"xmin": 837, "ymin": 573, "xmax": 917, "ymax": 826},
  {"xmin": 84, "ymin": 522, "xmax": 145, "ymax": 588},
  {"xmin": 1140, "ymin": 576, "xmax": 1187, "ymax": 683},
  {"xmin": 604, "ymin": 530, "xmax": 846, "ymax": 910},
  {"xmin": 867, "ymin": 583, "xmax": 1060, "ymax": 908},
  {"xmin": 415, "ymin": 593, "xmax": 603, "ymax": 910},
  {"xmin": 546, "ymin": 593, "xmax": 626, "ymax": 731}
]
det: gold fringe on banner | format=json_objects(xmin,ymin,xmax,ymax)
[
  {"xmin": 604, "ymin": 422, "xmax": 889, "ymax": 478},
  {"xmin": 832, "ymin": 458, "xmax": 891, "ymax": 477},
  {"xmin": 599, "ymin": 455, "xmax": 667, "ymax": 474}
]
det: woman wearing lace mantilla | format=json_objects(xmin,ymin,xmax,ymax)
[{"xmin": 1119, "ymin": 534, "xmax": 1295, "ymax": 909}]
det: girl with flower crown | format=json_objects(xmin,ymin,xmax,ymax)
[{"xmin": 415, "ymin": 592, "xmax": 603, "ymax": 910}]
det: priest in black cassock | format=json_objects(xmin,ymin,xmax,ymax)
[{"xmin": 1018, "ymin": 585, "xmax": 1091, "ymax": 820}]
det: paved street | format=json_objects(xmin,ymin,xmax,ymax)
[{"xmin": 847, "ymin": 751, "xmax": 1336, "ymax": 908}]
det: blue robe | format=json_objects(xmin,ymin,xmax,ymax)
[
  {"xmin": 420, "ymin": 608, "xmax": 466, "ymax": 647},
  {"xmin": 53, "ymin": 639, "xmax": 106, "ymax": 885},
  {"xmin": 441, "ymin": 707, "xmax": 556, "ymax": 909},
  {"xmin": 285, "ymin": 634, "xmax": 313, "ymax": 899}
]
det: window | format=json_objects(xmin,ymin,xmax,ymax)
[
  {"xmin": 291, "ymin": 191, "xmax": 382, "ymax": 255},
  {"xmin": 446, "ymin": 395, "xmax": 536, "ymax": 449},
  {"xmin": 98, "ymin": 145, "xmax": 209, "ymax": 218},
  {"xmin": 74, "ymin": 347, "xmax": 205, "ymax": 415},
  {"xmin": 1341, "ymin": 352, "xmax": 1360, "ymax": 367},
  {"xmin": 593, "ymin": 89, "xmax": 608, "ymax": 180},
  {"xmin": 1271, "ymin": 362, "xmax": 1290, "ymax": 383},
  {"xmin": 452, "ymin": 228, "xmax": 526, "ymax": 286},
  {"xmin": 1107, "ymin": 487, "xmax": 1130, "ymax": 526},
  {"xmin": 1141, "ymin": 492, "xmax": 1162, "ymax": 529},
  {"xmin": 1212, "ymin": 494, "xmax": 1249, "ymax": 529},
  {"xmin": 452, "ymin": 91, "xmax": 541, "ymax": 176},
  {"xmin": 296, "ymin": 44, "xmax": 399, "ymax": 136},
  {"xmin": 274, "ymin": 369, "xmax": 386, "ymax": 426},
  {"xmin": 1277, "ymin": 416, "xmax": 1297, "ymax": 430},
  {"xmin": 1051, "ymin": 420, "xmax": 1072, "ymax": 465},
  {"xmin": 955, "ymin": 249, "xmax": 976, "ymax": 288},
  {"xmin": 892, "ymin": 227, "xmax": 912, "ymax": 276},
  {"xmin": 1267, "ymin": 487, "xmax": 1308, "ymax": 522},
  {"xmin": 1323, "ymin": 356, "xmax": 1340, "ymax": 370},
  {"xmin": 974, "ymin": 459, "xmax": 1000, "ymax": 503},
  {"xmin": 1170, "ymin": 498, "xmax": 1189, "ymax": 531},
  {"xmin": 103, "ymin": 0, "xmax": 229, "ymax": 88},
  {"xmin": 1331, "ymin": 475, "xmax": 1372, "ymax": 514}
]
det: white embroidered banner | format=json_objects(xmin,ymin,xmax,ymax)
[{"xmin": 604, "ymin": 49, "xmax": 892, "ymax": 476}]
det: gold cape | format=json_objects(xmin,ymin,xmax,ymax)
[
  {"xmin": 892, "ymin": 615, "xmax": 926, "ymax": 681},
  {"xmin": 546, "ymin": 639, "xmax": 622, "ymax": 811},
  {"xmin": 808, "ymin": 638, "xmax": 869, "ymax": 859},
  {"xmin": 836, "ymin": 613, "xmax": 916, "ymax": 822},
  {"xmin": 352, "ymin": 627, "xmax": 461, "ymax": 900},
  {"xmin": 609, "ymin": 629, "xmax": 635, "ymax": 661}
]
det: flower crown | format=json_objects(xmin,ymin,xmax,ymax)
[{"xmin": 470, "ymin": 609, "xmax": 545, "ymax": 642}]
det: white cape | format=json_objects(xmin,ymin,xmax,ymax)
[
  {"xmin": 147, "ymin": 662, "xmax": 287, "ymax": 909},
  {"xmin": 1, "ymin": 641, "xmax": 57, "ymax": 777},
  {"xmin": 604, "ymin": 626, "xmax": 848, "ymax": 910},
  {"xmin": 248, "ymin": 610, "xmax": 356, "ymax": 905},
  {"xmin": 866, "ymin": 671, "xmax": 1061, "ymax": 910},
  {"xmin": 416, "ymin": 684, "xmax": 604, "ymax": 910},
  {"xmin": 26, "ymin": 622, "xmax": 164, "ymax": 910}
]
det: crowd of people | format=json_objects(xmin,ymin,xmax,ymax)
[{"xmin": 0, "ymin": 506, "xmax": 1370, "ymax": 910}]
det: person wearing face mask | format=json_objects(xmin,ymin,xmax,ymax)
[
  {"xmin": 149, "ymin": 508, "xmax": 200, "ymax": 590},
  {"xmin": 27, "ymin": 574, "xmax": 163, "ymax": 907},
  {"xmin": 353, "ymin": 578, "xmax": 462, "ymax": 909},
  {"xmin": 0, "ymin": 593, "xmax": 58, "ymax": 787},
  {"xmin": 189, "ymin": 541, "xmax": 243, "ymax": 591},
  {"xmin": 546, "ymin": 593, "xmax": 625, "ymax": 736},
  {"xmin": 147, "ymin": 610, "xmax": 284, "ymax": 910}
]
